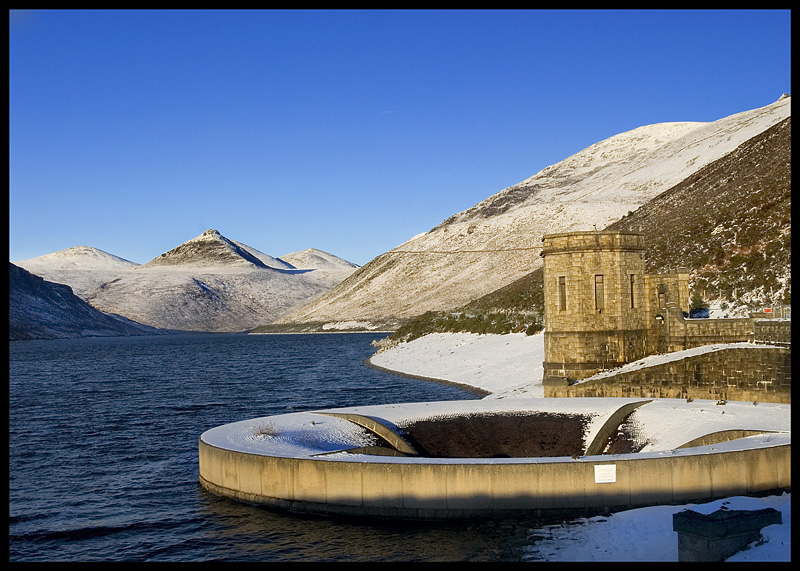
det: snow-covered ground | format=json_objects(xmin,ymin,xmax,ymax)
[
  {"xmin": 368, "ymin": 331, "xmax": 791, "ymax": 561},
  {"xmin": 371, "ymin": 332, "xmax": 547, "ymax": 398},
  {"xmin": 522, "ymin": 492, "xmax": 790, "ymax": 562}
]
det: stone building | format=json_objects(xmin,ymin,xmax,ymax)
[{"xmin": 539, "ymin": 230, "xmax": 777, "ymax": 389}]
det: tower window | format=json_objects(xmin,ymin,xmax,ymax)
[
  {"xmin": 558, "ymin": 276, "xmax": 566, "ymax": 311},
  {"xmin": 630, "ymin": 274, "xmax": 636, "ymax": 308},
  {"xmin": 595, "ymin": 275, "xmax": 604, "ymax": 313}
]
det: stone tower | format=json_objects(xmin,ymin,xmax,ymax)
[{"xmin": 540, "ymin": 231, "xmax": 650, "ymax": 386}]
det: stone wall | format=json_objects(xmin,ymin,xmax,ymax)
[
  {"xmin": 661, "ymin": 306, "xmax": 756, "ymax": 352},
  {"xmin": 543, "ymin": 329, "xmax": 650, "ymax": 383},
  {"xmin": 544, "ymin": 345, "xmax": 791, "ymax": 404},
  {"xmin": 754, "ymin": 319, "xmax": 791, "ymax": 345},
  {"xmin": 540, "ymin": 230, "xmax": 791, "ymax": 398}
]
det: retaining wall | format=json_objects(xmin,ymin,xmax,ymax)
[
  {"xmin": 662, "ymin": 308, "xmax": 755, "ymax": 353},
  {"xmin": 544, "ymin": 345, "xmax": 791, "ymax": 403},
  {"xmin": 754, "ymin": 319, "xmax": 792, "ymax": 345}
]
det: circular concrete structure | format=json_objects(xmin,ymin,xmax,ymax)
[{"xmin": 198, "ymin": 398, "xmax": 790, "ymax": 519}]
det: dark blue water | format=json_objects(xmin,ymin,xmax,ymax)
[{"xmin": 9, "ymin": 332, "xmax": 539, "ymax": 561}]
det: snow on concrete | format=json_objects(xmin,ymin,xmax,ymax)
[
  {"xmin": 200, "ymin": 329, "xmax": 791, "ymax": 561},
  {"xmin": 202, "ymin": 411, "xmax": 380, "ymax": 458},
  {"xmin": 201, "ymin": 395, "xmax": 790, "ymax": 463}
]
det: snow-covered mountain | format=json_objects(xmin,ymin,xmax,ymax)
[
  {"xmin": 14, "ymin": 245, "xmax": 139, "ymax": 300},
  {"xmin": 279, "ymin": 248, "xmax": 360, "ymax": 273},
  {"xmin": 275, "ymin": 95, "xmax": 791, "ymax": 329},
  {"xmin": 14, "ymin": 230, "xmax": 359, "ymax": 333},
  {"xmin": 141, "ymin": 229, "xmax": 295, "ymax": 271}
]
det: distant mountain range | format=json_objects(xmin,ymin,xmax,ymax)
[
  {"xmin": 12, "ymin": 229, "xmax": 358, "ymax": 337},
  {"xmin": 269, "ymin": 94, "xmax": 791, "ymax": 331},
  {"xmin": 12, "ymin": 95, "xmax": 791, "ymax": 339}
]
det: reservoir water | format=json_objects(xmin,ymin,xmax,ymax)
[{"xmin": 9, "ymin": 332, "xmax": 541, "ymax": 561}]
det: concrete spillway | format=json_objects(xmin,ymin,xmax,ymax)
[{"xmin": 198, "ymin": 398, "xmax": 790, "ymax": 519}]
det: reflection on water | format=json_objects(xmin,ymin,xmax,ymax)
[{"xmin": 197, "ymin": 486, "xmax": 540, "ymax": 562}]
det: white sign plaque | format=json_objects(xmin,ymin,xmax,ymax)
[{"xmin": 594, "ymin": 464, "xmax": 617, "ymax": 484}]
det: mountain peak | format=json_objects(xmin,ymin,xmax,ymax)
[
  {"xmin": 142, "ymin": 229, "xmax": 271, "ymax": 269},
  {"xmin": 13, "ymin": 231, "xmax": 359, "ymax": 333},
  {"xmin": 280, "ymin": 248, "xmax": 360, "ymax": 271},
  {"xmin": 194, "ymin": 229, "xmax": 223, "ymax": 240}
]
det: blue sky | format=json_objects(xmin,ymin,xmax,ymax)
[{"xmin": 9, "ymin": 9, "xmax": 791, "ymax": 266}]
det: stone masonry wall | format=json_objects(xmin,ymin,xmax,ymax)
[
  {"xmin": 542, "ymin": 231, "xmax": 647, "ymax": 335},
  {"xmin": 754, "ymin": 319, "xmax": 791, "ymax": 345},
  {"xmin": 544, "ymin": 345, "xmax": 791, "ymax": 404},
  {"xmin": 663, "ymin": 306, "xmax": 755, "ymax": 352},
  {"xmin": 543, "ymin": 329, "xmax": 649, "ymax": 383}
]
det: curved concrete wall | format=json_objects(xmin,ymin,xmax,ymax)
[{"xmin": 198, "ymin": 436, "xmax": 790, "ymax": 520}]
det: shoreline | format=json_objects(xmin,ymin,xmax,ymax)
[
  {"xmin": 366, "ymin": 331, "xmax": 547, "ymax": 399},
  {"xmin": 364, "ymin": 357, "xmax": 491, "ymax": 398},
  {"xmin": 248, "ymin": 330, "xmax": 395, "ymax": 335}
]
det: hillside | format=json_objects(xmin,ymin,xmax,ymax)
[
  {"xmin": 274, "ymin": 95, "xmax": 791, "ymax": 330},
  {"xmin": 9, "ymin": 262, "xmax": 161, "ymax": 341},
  {"xmin": 279, "ymin": 248, "xmax": 360, "ymax": 272},
  {"xmin": 141, "ymin": 229, "xmax": 294, "ymax": 270},
  {"xmin": 388, "ymin": 113, "xmax": 791, "ymax": 341},
  {"xmin": 608, "ymin": 116, "xmax": 791, "ymax": 309}
]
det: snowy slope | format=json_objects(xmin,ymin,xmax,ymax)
[
  {"xmin": 278, "ymin": 95, "xmax": 791, "ymax": 328},
  {"xmin": 141, "ymin": 229, "xmax": 294, "ymax": 270},
  {"xmin": 84, "ymin": 267, "xmax": 336, "ymax": 332},
  {"xmin": 14, "ymin": 246, "xmax": 139, "ymax": 300}
]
